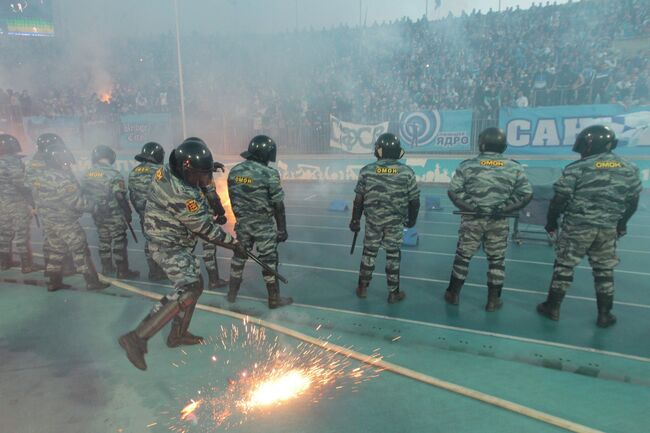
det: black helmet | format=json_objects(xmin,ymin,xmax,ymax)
[
  {"xmin": 36, "ymin": 133, "xmax": 64, "ymax": 153},
  {"xmin": 170, "ymin": 139, "xmax": 214, "ymax": 188},
  {"xmin": 573, "ymin": 125, "xmax": 618, "ymax": 157},
  {"xmin": 374, "ymin": 133, "xmax": 404, "ymax": 159},
  {"xmin": 44, "ymin": 142, "xmax": 76, "ymax": 169},
  {"xmin": 241, "ymin": 135, "xmax": 277, "ymax": 164},
  {"xmin": 135, "ymin": 141, "xmax": 165, "ymax": 164},
  {"xmin": 91, "ymin": 145, "xmax": 116, "ymax": 165},
  {"xmin": 0, "ymin": 134, "xmax": 21, "ymax": 155},
  {"xmin": 478, "ymin": 127, "xmax": 507, "ymax": 153}
]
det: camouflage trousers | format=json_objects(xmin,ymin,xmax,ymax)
[
  {"xmin": 202, "ymin": 242, "xmax": 221, "ymax": 273},
  {"xmin": 42, "ymin": 219, "xmax": 89, "ymax": 274},
  {"xmin": 229, "ymin": 219, "xmax": 278, "ymax": 284},
  {"xmin": 148, "ymin": 242, "xmax": 202, "ymax": 316},
  {"xmin": 93, "ymin": 213, "xmax": 127, "ymax": 265},
  {"xmin": 549, "ymin": 225, "xmax": 619, "ymax": 296},
  {"xmin": 359, "ymin": 223, "xmax": 404, "ymax": 292},
  {"xmin": 0, "ymin": 201, "xmax": 32, "ymax": 254},
  {"xmin": 452, "ymin": 216, "xmax": 509, "ymax": 285},
  {"xmin": 149, "ymin": 242, "xmax": 201, "ymax": 289}
]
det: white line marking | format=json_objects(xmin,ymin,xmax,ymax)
[{"xmin": 303, "ymin": 194, "xmax": 318, "ymax": 201}]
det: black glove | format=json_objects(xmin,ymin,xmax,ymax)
[
  {"xmin": 545, "ymin": 220, "xmax": 558, "ymax": 235},
  {"xmin": 616, "ymin": 221, "xmax": 627, "ymax": 238},
  {"xmin": 214, "ymin": 213, "xmax": 227, "ymax": 225},
  {"xmin": 213, "ymin": 161, "xmax": 225, "ymax": 173},
  {"xmin": 276, "ymin": 229, "xmax": 288, "ymax": 243},
  {"xmin": 350, "ymin": 193, "xmax": 364, "ymax": 232},
  {"xmin": 124, "ymin": 209, "xmax": 132, "ymax": 224},
  {"xmin": 349, "ymin": 219, "xmax": 361, "ymax": 232},
  {"xmin": 229, "ymin": 240, "xmax": 247, "ymax": 257},
  {"xmin": 406, "ymin": 198, "xmax": 420, "ymax": 228},
  {"xmin": 489, "ymin": 206, "xmax": 504, "ymax": 219}
]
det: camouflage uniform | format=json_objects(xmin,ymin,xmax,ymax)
[
  {"xmin": 200, "ymin": 183, "xmax": 228, "ymax": 288},
  {"xmin": 82, "ymin": 162, "xmax": 129, "ymax": 274},
  {"xmin": 143, "ymin": 164, "xmax": 234, "ymax": 307},
  {"xmin": 31, "ymin": 166, "xmax": 92, "ymax": 276},
  {"xmin": 0, "ymin": 154, "xmax": 33, "ymax": 260},
  {"xmin": 446, "ymin": 152, "xmax": 532, "ymax": 310},
  {"xmin": 128, "ymin": 161, "xmax": 164, "ymax": 279},
  {"xmin": 547, "ymin": 153, "xmax": 642, "ymax": 299},
  {"xmin": 355, "ymin": 159, "xmax": 419, "ymax": 294},
  {"xmin": 227, "ymin": 159, "xmax": 285, "ymax": 286}
]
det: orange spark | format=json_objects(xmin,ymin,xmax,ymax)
[
  {"xmin": 99, "ymin": 91, "xmax": 112, "ymax": 103},
  {"xmin": 180, "ymin": 399, "xmax": 202, "ymax": 420},
  {"xmin": 239, "ymin": 370, "xmax": 311, "ymax": 410}
]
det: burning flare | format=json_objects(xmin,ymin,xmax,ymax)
[
  {"xmin": 180, "ymin": 400, "xmax": 202, "ymax": 420},
  {"xmin": 240, "ymin": 370, "xmax": 311, "ymax": 410}
]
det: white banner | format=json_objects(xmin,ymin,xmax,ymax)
[{"xmin": 329, "ymin": 115, "xmax": 389, "ymax": 154}]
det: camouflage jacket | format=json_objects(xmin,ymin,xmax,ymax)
[
  {"xmin": 31, "ymin": 166, "xmax": 88, "ymax": 224},
  {"xmin": 128, "ymin": 161, "xmax": 160, "ymax": 215},
  {"xmin": 144, "ymin": 164, "xmax": 232, "ymax": 248},
  {"xmin": 227, "ymin": 159, "xmax": 284, "ymax": 223},
  {"xmin": 81, "ymin": 162, "xmax": 127, "ymax": 217},
  {"xmin": 25, "ymin": 152, "xmax": 46, "ymax": 195},
  {"xmin": 449, "ymin": 152, "xmax": 532, "ymax": 214},
  {"xmin": 554, "ymin": 152, "xmax": 642, "ymax": 228},
  {"xmin": 355, "ymin": 158, "xmax": 420, "ymax": 227},
  {"xmin": 0, "ymin": 155, "xmax": 29, "ymax": 203}
]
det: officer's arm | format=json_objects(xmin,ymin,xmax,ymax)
[
  {"xmin": 617, "ymin": 194, "xmax": 640, "ymax": 237},
  {"xmin": 448, "ymin": 166, "xmax": 477, "ymax": 212},
  {"xmin": 406, "ymin": 171, "xmax": 420, "ymax": 228},
  {"xmin": 273, "ymin": 201, "xmax": 288, "ymax": 242},
  {"xmin": 113, "ymin": 176, "xmax": 133, "ymax": 221},
  {"xmin": 63, "ymin": 177, "xmax": 91, "ymax": 213},
  {"xmin": 202, "ymin": 184, "xmax": 226, "ymax": 216},
  {"xmin": 178, "ymin": 198, "xmax": 237, "ymax": 249},
  {"xmin": 545, "ymin": 193, "xmax": 569, "ymax": 233},
  {"xmin": 502, "ymin": 169, "xmax": 533, "ymax": 214}
]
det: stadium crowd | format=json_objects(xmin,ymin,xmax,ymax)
[{"xmin": 0, "ymin": 0, "xmax": 648, "ymax": 128}]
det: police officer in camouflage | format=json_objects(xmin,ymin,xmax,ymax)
[
  {"xmin": 226, "ymin": 135, "xmax": 292, "ymax": 308},
  {"xmin": 349, "ymin": 133, "xmax": 420, "ymax": 303},
  {"xmin": 538, "ymin": 125, "xmax": 642, "ymax": 328},
  {"xmin": 82, "ymin": 145, "xmax": 139, "ymax": 279},
  {"xmin": 30, "ymin": 142, "xmax": 108, "ymax": 291},
  {"xmin": 445, "ymin": 128, "xmax": 532, "ymax": 311},
  {"xmin": 0, "ymin": 134, "xmax": 40, "ymax": 273},
  {"xmin": 128, "ymin": 141, "xmax": 166, "ymax": 281},
  {"xmin": 118, "ymin": 139, "xmax": 244, "ymax": 370}
]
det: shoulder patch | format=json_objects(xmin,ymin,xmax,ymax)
[
  {"xmin": 155, "ymin": 168, "xmax": 163, "ymax": 181},
  {"xmin": 134, "ymin": 166, "xmax": 151, "ymax": 174},
  {"xmin": 375, "ymin": 167, "xmax": 399, "ymax": 175},
  {"xmin": 86, "ymin": 170, "xmax": 104, "ymax": 178},
  {"xmin": 594, "ymin": 161, "xmax": 622, "ymax": 169},
  {"xmin": 185, "ymin": 199, "xmax": 200, "ymax": 213},
  {"xmin": 479, "ymin": 160, "xmax": 505, "ymax": 167},
  {"xmin": 234, "ymin": 176, "xmax": 254, "ymax": 184}
]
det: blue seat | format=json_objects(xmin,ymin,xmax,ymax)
[
  {"xmin": 328, "ymin": 200, "xmax": 349, "ymax": 212},
  {"xmin": 425, "ymin": 195, "xmax": 443, "ymax": 211},
  {"xmin": 402, "ymin": 227, "xmax": 419, "ymax": 246}
]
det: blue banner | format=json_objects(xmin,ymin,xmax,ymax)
[
  {"xmin": 499, "ymin": 104, "xmax": 650, "ymax": 155},
  {"xmin": 399, "ymin": 110, "xmax": 472, "ymax": 153},
  {"xmin": 120, "ymin": 113, "xmax": 172, "ymax": 150}
]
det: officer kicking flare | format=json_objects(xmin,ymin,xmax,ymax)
[
  {"xmin": 128, "ymin": 142, "xmax": 166, "ymax": 281},
  {"xmin": 82, "ymin": 145, "xmax": 139, "ymax": 279},
  {"xmin": 537, "ymin": 125, "xmax": 642, "ymax": 327},
  {"xmin": 118, "ymin": 139, "xmax": 245, "ymax": 370},
  {"xmin": 30, "ymin": 142, "xmax": 108, "ymax": 291},
  {"xmin": 349, "ymin": 133, "xmax": 420, "ymax": 303},
  {"xmin": 0, "ymin": 134, "xmax": 41, "ymax": 273},
  {"xmin": 445, "ymin": 128, "xmax": 532, "ymax": 311},
  {"xmin": 226, "ymin": 135, "xmax": 292, "ymax": 308}
]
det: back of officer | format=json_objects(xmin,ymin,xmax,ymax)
[
  {"xmin": 82, "ymin": 145, "xmax": 138, "ymax": 278},
  {"xmin": 118, "ymin": 139, "xmax": 242, "ymax": 370},
  {"xmin": 128, "ymin": 141, "xmax": 166, "ymax": 281},
  {"xmin": 538, "ymin": 125, "xmax": 642, "ymax": 327},
  {"xmin": 31, "ymin": 141, "xmax": 108, "ymax": 291},
  {"xmin": 226, "ymin": 135, "xmax": 292, "ymax": 308},
  {"xmin": 349, "ymin": 133, "xmax": 420, "ymax": 303},
  {"xmin": 445, "ymin": 127, "xmax": 532, "ymax": 311},
  {"xmin": 0, "ymin": 134, "xmax": 39, "ymax": 273}
]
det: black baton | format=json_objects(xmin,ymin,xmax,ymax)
[
  {"xmin": 124, "ymin": 217, "xmax": 139, "ymax": 243},
  {"xmin": 350, "ymin": 231, "xmax": 358, "ymax": 255},
  {"xmin": 246, "ymin": 250, "xmax": 288, "ymax": 284},
  {"xmin": 453, "ymin": 211, "xmax": 519, "ymax": 218}
]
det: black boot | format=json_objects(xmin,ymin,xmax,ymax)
[
  {"xmin": 227, "ymin": 277, "xmax": 242, "ymax": 303},
  {"xmin": 61, "ymin": 254, "xmax": 76, "ymax": 277},
  {"xmin": 116, "ymin": 262, "xmax": 140, "ymax": 279},
  {"xmin": 84, "ymin": 270, "xmax": 110, "ymax": 291},
  {"xmin": 596, "ymin": 293, "xmax": 617, "ymax": 328},
  {"xmin": 355, "ymin": 278, "xmax": 369, "ymax": 298},
  {"xmin": 267, "ymin": 281, "xmax": 293, "ymax": 309},
  {"xmin": 101, "ymin": 259, "xmax": 115, "ymax": 276},
  {"xmin": 485, "ymin": 283, "xmax": 503, "ymax": 312},
  {"xmin": 0, "ymin": 252, "xmax": 11, "ymax": 270},
  {"xmin": 536, "ymin": 291, "xmax": 565, "ymax": 321},
  {"xmin": 167, "ymin": 303, "xmax": 204, "ymax": 347},
  {"xmin": 21, "ymin": 250, "xmax": 43, "ymax": 274},
  {"xmin": 47, "ymin": 273, "xmax": 71, "ymax": 292},
  {"xmin": 146, "ymin": 258, "xmax": 166, "ymax": 282},
  {"xmin": 444, "ymin": 275, "xmax": 464, "ymax": 306},
  {"xmin": 207, "ymin": 268, "xmax": 228, "ymax": 289},
  {"xmin": 387, "ymin": 288, "xmax": 406, "ymax": 304}
]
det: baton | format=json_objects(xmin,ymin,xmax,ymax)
[
  {"xmin": 350, "ymin": 231, "xmax": 358, "ymax": 255},
  {"xmin": 453, "ymin": 211, "xmax": 519, "ymax": 218},
  {"xmin": 124, "ymin": 217, "xmax": 139, "ymax": 243},
  {"xmin": 34, "ymin": 213, "xmax": 41, "ymax": 229},
  {"xmin": 246, "ymin": 250, "xmax": 288, "ymax": 284}
]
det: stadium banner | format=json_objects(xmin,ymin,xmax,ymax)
[
  {"xmin": 120, "ymin": 113, "xmax": 173, "ymax": 150},
  {"xmin": 22, "ymin": 115, "xmax": 83, "ymax": 150},
  {"xmin": 499, "ymin": 104, "xmax": 650, "ymax": 155},
  {"xmin": 398, "ymin": 109, "xmax": 472, "ymax": 153},
  {"xmin": 329, "ymin": 115, "xmax": 389, "ymax": 154}
]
